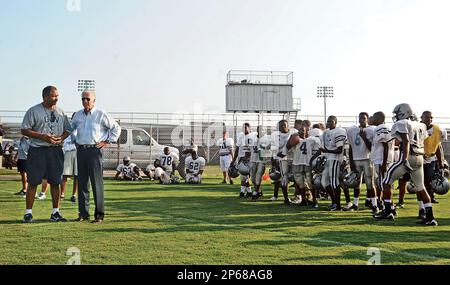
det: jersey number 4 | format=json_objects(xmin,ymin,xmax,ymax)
[{"xmin": 300, "ymin": 142, "xmax": 307, "ymax": 155}]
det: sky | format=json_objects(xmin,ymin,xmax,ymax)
[{"xmin": 1, "ymin": 0, "xmax": 450, "ymax": 120}]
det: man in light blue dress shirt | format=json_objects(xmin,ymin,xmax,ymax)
[{"xmin": 71, "ymin": 90, "xmax": 121, "ymax": 223}]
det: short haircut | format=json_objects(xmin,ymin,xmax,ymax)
[
  {"xmin": 42, "ymin": 86, "xmax": 57, "ymax": 98},
  {"xmin": 244, "ymin": 123, "xmax": 250, "ymax": 128},
  {"xmin": 359, "ymin": 112, "xmax": 369, "ymax": 118},
  {"xmin": 373, "ymin": 111, "xmax": 385, "ymax": 122},
  {"xmin": 328, "ymin": 115, "xmax": 337, "ymax": 123},
  {"xmin": 312, "ymin": 123, "xmax": 320, "ymax": 129},
  {"xmin": 302, "ymin": 120, "xmax": 311, "ymax": 127},
  {"xmin": 294, "ymin": 119, "xmax": 303, "ymax": 125}
]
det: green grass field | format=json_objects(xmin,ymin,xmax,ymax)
[{"xmin": 1, "ymin": 166, "xmax": 450, "ymax": 265}]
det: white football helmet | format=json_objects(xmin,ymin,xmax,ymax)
[
  {"xmin": 228, "ymin": 164, "xmax": 240, "ymax": 178},
  {"xmin": 392, "ymin": 103, "xmax": 414, "ymax": 122},
  {"xmin": 313, "ymin": 174, "xmax": 323, "ymax": 190},
  {"xmin": 431, "ymin": 170, "xmax": 450, "ymax": 195},
  {"xmin": 269, "ymin": 168, "xmax": 281, "ymax": 181},
  {"xmin": 343, "ymin": 171, "xmax": 360, "ymax": 188},
  {"xmin": 171, "ymin": 176, "xmax": 180, "ymax": 184},
  {"xmin": 407, "ymin": 181, "xmax": 416, "ymax": 194},
  {"xmin": 237, "ymin": 161, "xmax": 251, "ymax": 176},
  {"xmin": 312, "ymin": 156, "xmax": 327, "ymax": 174},
  {"xmin": 187, "ymin": 175, "xmax": 200, "ymax": 184}
]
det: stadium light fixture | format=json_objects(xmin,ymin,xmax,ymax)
[
  {"xmin": 317, "ymin": 86, "xmax": 334, "ymax": 124},
  {"xmin": 77, "ymin": 80, "xmax": 96, "ymax": 92}
]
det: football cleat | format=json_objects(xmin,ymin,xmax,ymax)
[
  {"xmin": 37, "ymin": 192, "xmax": 46, "ymax": 200},
  {"xmin": 245, "ymin": 192, "xmax": 253, "ymax": 198},
  {"xmin": 373, "ymin": 211, "xmax": 395, "ymax": 220},
  {"xmin": 395, "ymin": 202, "xmax": 404, "ymax": 209},
  {"xmin": 329, "ymin": 204, "xmax": 338, "ymax": 211},
  {"xmin": 311, "ymin": 201, "xmax": 319, "ymax": 209},
  {"xmin": 425, "ymin": 219, "xmax": 438, "ymax": 226},
  {"xmin": 284, "ymin": 199, "xmax": 292, "ymax": 205},
  {"xmin": 270, "ymin": 196, "xmax": 278, "ymax": 201},
  {"xmin": 239, "ymin": 192, "xmax": 245, "ymax": 198},
  {"xmin": 342, "ymin": 202, "xmax": 353, "ymax": 211},
  {"xmin": 346, "ymin": 204, "xmax": 359, "ymax": 211}
]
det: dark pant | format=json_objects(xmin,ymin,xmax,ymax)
[
  {"xmin": 77, "ymin": 147, "xmax": 104, "ymax": 220},
  {"xmin": 424, "ymin": 161, "xmax": 437, "ymax": 181},
  {"xmin": 27, "ymin": 146, "xmax": 64, "ymax": 185}
]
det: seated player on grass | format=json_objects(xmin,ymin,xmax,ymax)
[{"xmin": 115, "ymin": 156, "xmax": 143, "ymax": 181}]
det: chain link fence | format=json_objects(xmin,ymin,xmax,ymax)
[{"xmin": 2, "ymin": 111, "xmax": 450, "ymax": 169}]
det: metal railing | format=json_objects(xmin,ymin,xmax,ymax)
[{"xmin": 226, "ymin": 70, "xmax": 293, "ymax": 86}]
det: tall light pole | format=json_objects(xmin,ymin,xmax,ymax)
[{"xmin": 317, "ymin": 86, "xmax": 334, "ymax": 124}]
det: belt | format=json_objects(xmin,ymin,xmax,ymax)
[
  {"xmin": 77, "ymin": 144, "xmax": 97, "ymax": 149},
  {"xmin": 31, "ymin": 145, "xmax": 62, "ymax": 149},
  {"xmin": 220, "ymin": 153, "xmax": 231, "ymax": 156}
]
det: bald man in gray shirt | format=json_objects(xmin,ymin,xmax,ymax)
[{"xmin": 21, "ymin": 86, "xmax": 71, "ymax": 223}]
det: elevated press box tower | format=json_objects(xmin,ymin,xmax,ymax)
[
  {"xmin": 226, "ymin": 70, "xmax": 300, "ymax": 130},
  {"xmin": 226, "ymin": 70, "xmax": 298, "ymax": 113}
]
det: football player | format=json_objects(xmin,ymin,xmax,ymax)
[
  {"xmin": 185, "ymin": 150, "xmax": 206, "ymax": 184},
  {"xmin": 272, "ymin": 120, "xmax": 294, "ymax": 205},
  {"xmin": 374, "ymin": 103, "xmax": 437, "ymax": 226},
  {"xmin": 143, "ymin": 164, "xmax": 156, "ymax": 181},
  {"xmin": 319, "ymin": 116, "xmax": 347, "ymax": 211},
  {"xmin": 231, "ymin": 123, "xmax": 257, "ymax": 198},
  {"xmin": 345, "ymin": 112, "xmax": 375, "ymax": 211},
  {"xmin": 154, "ymin": 147, "xmax": 179, "ymax": 184},
  {"xmin": 250, "ymin": 126, "xmax": 272, "ymax": 200},
  {"xmin": 370, "ymin": 111, "xmax": 395, "ymax": 214},
  {"xmin": 421, "ymin": 111, "xmax": 445, "ymax": 204},
  {"xmin": 294, "ymin": 120, "xmax": 303, "ymax": 132},
  {"xmin": 115, "ymin": 156, "xmax": 143, "ymax": 181},
  {"xmin": 288, "ymin": 126, "xmax": 322, "ymax": 208},
  {"xmin": 182, "ymin": 138, "xmax": 198, "ymax": 156},
  {"xmin": 216, "ymin": 130, "xmax": 234, "ymax": 184}
]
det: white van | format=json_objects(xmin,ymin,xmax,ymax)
[{"xmin": 102, "ymin": 127, "xmax": 183, "ymax": 176}]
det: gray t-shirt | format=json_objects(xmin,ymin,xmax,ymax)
[{"xmin": 21, "ymin": 103, "xmax": 71, "ymax": 147}]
